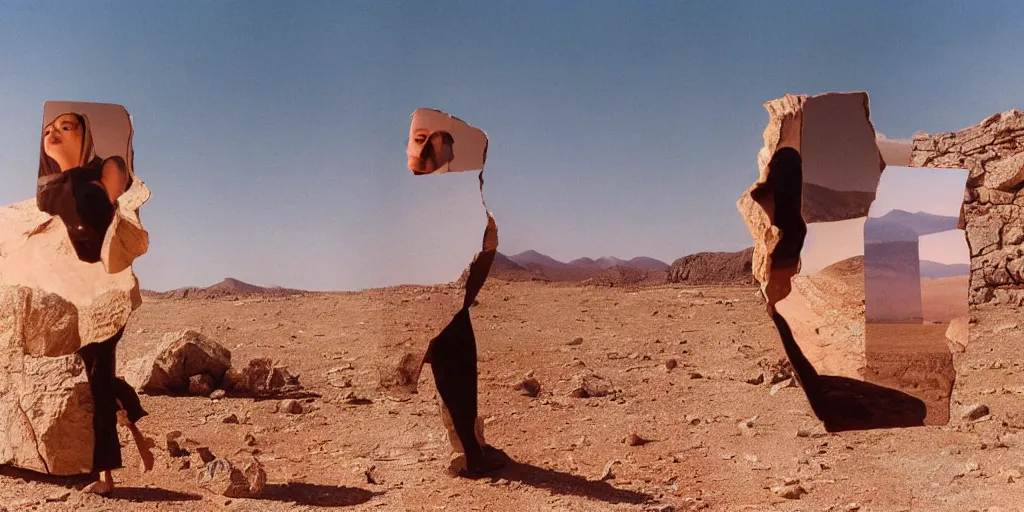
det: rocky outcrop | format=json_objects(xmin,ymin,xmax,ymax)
[
  {"xmin": 667, "ymin": 248, "xmax": 755, "ymax": 285},
  {"xmin": 128, "ymin": 330, "xmax": 232, "ymax": 395},
  {"xmin": 909, "ymin": 109, "xmax": 1024, "ymax": 307}
]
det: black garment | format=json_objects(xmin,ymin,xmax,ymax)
[
  {"xmin": 76, "ymin": 326, "xmax": 147, "ymax": 473},
  {"xmin": 36, "ymin": 159, "xmax": 115, "ymax": 263}
]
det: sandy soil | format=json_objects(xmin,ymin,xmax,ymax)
[
  {"xmin": 1, "ymin": 281, "xmax": 1022, "ymax": 512},
  {"xmin": 921, "ymin": 276, "xmax": 970, "ymax": 323}
]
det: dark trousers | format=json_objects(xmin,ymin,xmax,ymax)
[{"xmin": 76, "ymin": 328, "xmax": 147, "ymax": 473}]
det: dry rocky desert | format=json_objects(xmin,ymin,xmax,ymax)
[{"xmin": 1, "ymin": 268, "xmax": 1022, "ymax": 512}]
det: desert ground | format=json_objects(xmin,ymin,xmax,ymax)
[{"xmin": 1, "ymin": 280, "xmax": 1022, "ymax": 512}]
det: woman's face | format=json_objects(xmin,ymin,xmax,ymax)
[
  {"xmin": 407, "ymin": 128, "xmax": 455, "ymax": 175},
  {"xmin": 43, "ymin": 113, "xmax": 84, "ymax": 172}
]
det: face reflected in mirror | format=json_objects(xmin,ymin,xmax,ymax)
[
  {"xmin": 42, "ymin": 113, "xmax": 87, "ymax": 172},
  {"xmin": 408, "ymin": 129, "xmax": 455, "ymax": 175}
]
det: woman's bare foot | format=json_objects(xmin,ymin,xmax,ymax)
[{"xmin": 82, "ymin": 471, "xmax": 114, "ymax": 496}]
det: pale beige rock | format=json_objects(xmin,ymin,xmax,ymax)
[
  {"xmin": 946, "ymin": 316, "xmax": 969, "ymax": 353},
  {"xmin": 198, "ymin": 456, "xmax": 267, "ymax": 498},
  {"xmin": 129, "ymin": 330, "xmax": 232, "ymax": 394},
  {"xmin": 0, "ymin": 172, "xmax": 149, "ymax": 474}
]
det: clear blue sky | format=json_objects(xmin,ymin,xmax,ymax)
[{"xmin": 1, "ymin": 1, "xmax": 1020, "ymax": 291}]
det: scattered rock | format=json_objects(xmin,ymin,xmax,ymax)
[
  {"xmin": 625, "ymin": 433, "xmax": 650, "ymax": 446},
  {"xmin": 244, "ymin": 433, "xmax": 257, "ymax": 447},
  {"xmin": 771, "ymin": 482, "xmax": 807, "ymax": 499},
  {"xmin": 222, "ymin": 413, "xmax": 239, "ymax": 424},
  {"xmin": 45, "ymin": 490, "xmax": 71, "ymax": 503},
  {"xmin": 599, "ymin": 459, "xmax": 619, "ymax": 481},
  {"xmin": 737, "ymin": 416, "xmax": 757, "ymax": 437},
  {"xmin": 963, "ymin": 404, "xmax": 990, "ymax": 421},
  {"xmin": 189, "ymin": 374, "xmax": 215, "ymax": 396},
  {"xmin": 210, "ymin": 389, "xmax": 226, "ymax": 400},
  {"xmin": 745, "ymin": 373, "xmax": 765, "ymax": 385},
  {"xmin": 567, "ymin": 337, "xmax": 584, "ymax": 346},
  {"xmin": 128, "ymin": 330, "xmax": 232, "ymax": 394},
  {"xmin": 197, "ymin": 457, "xmax": 266, "ymax": 498},
  {"xmin": 224, "ymin": 358, "xmax": 302, "ymax": 397},
  {"xmin": 364, "ymin": 465, "xmax": 379, "ymax": 484},
  {"xmin": 280, "ymin": 399, "xmax": 304, "ymax": 414},
  {"xmin": 570, "ymin": 372, "xmax": 613, "ymax": 398},
  {"xmin": 770, "ymin": 378, "xmax": 797, "ymax": 396},
  {"xmin": 946, "ymin": 316, "xmax": 969, "ymax": 352},
  {"xmin": 665, "ymin": 358, "xmax": 678, "ymax": 371},
  {"xmin": 166, "ymin": 431, "xmax": 189, "ymax": 457},
  {"xmin": 517, "ymin": 377, "xmax": 541, "ymax": 398},
  {"xmin": 197, "ymin": 447, "xmax": 216, "ymax": 464},
  {"xmin": 689, "ymin": 372, "xmax": 704, "ymax": 379}
]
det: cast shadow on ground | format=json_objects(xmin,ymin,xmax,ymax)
[
  {"xmin": 0, "ymin": 466, "xmax": 202, "ymax": 503},
  {"xmin": 109, "ymin": 487, "xmax": 203, "ymax": 502},
  {"xmin": 471, "ymin": 452, "xmax": 652, "ymax": 506},
  {"xmin": 771, "ymin": 311, "xmax": 928, "ymax": 432},
  {"xmin": 258, "ymin": 482, "xmax": 381, "ymax": 507}
]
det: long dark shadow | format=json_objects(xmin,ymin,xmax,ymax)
[{"xmin": 258, "ymin": 482, "xmax": 380, "ymax": 507}]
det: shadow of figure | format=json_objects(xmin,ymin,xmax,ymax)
[
  {"xmin": 0, "ymin": 467, "xmax": 203, "ymax": 502},
  {"xmin": 461, "ymin": 451, "xmax": 652, "ymax": 506},
  {"xmin": 108, "ymin": 487, "xmax": 203, "ymax": 502},
  {"xmin": 772, "ymin": 305, "xmax": 927, "ymax": 432},
  {"xmin": 756, "ymin": 146, "xmax": 928, "ymax": 432},
  {"xmin": 258, "ymin": 482, "xmax": 380, "ymax": 507}
]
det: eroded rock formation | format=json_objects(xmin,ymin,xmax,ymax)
[{"xmin": 909, "ymin": 109, "xmax": 1024, "ymax": 307}]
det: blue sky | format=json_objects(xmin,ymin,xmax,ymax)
[{"xmin": 1, "ymin": 1, "xmax": 1020, "ymax": 291}]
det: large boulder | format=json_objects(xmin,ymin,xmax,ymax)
[{"xmin": 128, "ymin": 330, "xmax": 232, "ymax": 394}]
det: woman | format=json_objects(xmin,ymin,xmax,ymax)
[{"xmin": 35, "ymin": 111, "xmax": 153, "ymax": 496}]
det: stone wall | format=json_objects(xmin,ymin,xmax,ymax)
[{"xmin": 909, "ymin": 109, "xmax": 1024, "ymax": 307}]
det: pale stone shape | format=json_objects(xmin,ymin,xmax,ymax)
[
  {"xmin": 128, "ymin": 330, "xmax": 232, "ymax": 394},
  {"xmin": 0, "ymin": 287, "xmax": 94, "ymax": 475},
  {"xmin": 946, "ymin": 316, "xmax": 969, "ymax": 353},
  {"xmin": 876, "ymin": 137, "xmax": 913, "ymax": 167},
  {"xmin": 984, "ymin": 151, "xmax": 1024, "ymax": 192},
  {"xmin": 223, "ymin": 357, "xmax": 300, "ymax": 397},
  {"xmin": 198, "ymin": 456, "xmax": 266, "ymax": 498}
]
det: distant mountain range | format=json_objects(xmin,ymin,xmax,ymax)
[
  {"xmin": 866, "ymin": 209, "xmax": 961, "ymax": 242},
  {"xmin": 143, "ymin": 277, "xmax": 308, "ymax": 300},
  {"xmin": 919, "ymin": 260, "xmax": 971, "ymax": 278},
  {"xmin": 498, "ymin": 250, "xmax": 670, "ymax": 282}
]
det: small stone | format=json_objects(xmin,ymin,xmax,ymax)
[
  {"xmin": 684, "ymin": 414, "xmax": 701, "ymax": 426},
  {"xmin": 45, "ymin": 491, "xmax": 71, "ymax": 503},
  {"xmin": 770, "ymin": 378, "xmax": 796, "ymax": 396},
  {"xmin": 244, "ymin": 433, "xmax": 257, "ymax": 446},
  {"xmin": 222, "ymin": 413, "xmax": 239, "ymax": 424},
  {"xmin": 689, "ymin": 372, "xmax": 703, "ymax": 379},
  {"xmin": 599, "ymin": 459, "xmax": 619, "ymax": 481},
  {"xmin": 963, "ymin": 404, "xmax": 990, "ymax": 421},
  {"xmin": 166, "ymin": 431, "xmax": 188, "ymax": 457},
  {"xmin": 745, "ymin": 373, "xmax": 765, "ymax": 385},
  {"xmin": 210, "ymin": 389, "xmax": 226, "ymax": 400},
  {"xmin": 197, "ymin": 446, "xmax": 216, "ymax": 464},
  {"xmin": 365, "ymin": 465, "xmax": 379, "ymax": 484},
  {"xmin": 517, "ymin": 377, "xmax": 541, "ymax": 398},
  {"xmin": 179, "ymin": 459, "xmax": 192, "ymax": 470},
  {"xmin": 625, "ymin": 433, "xmax": 649, "ymax": 446},
  {"xmin": 189, "ymin": 373, "xmax": 216, "ymax": 397},
  {"xmin": 796, "ymin": 428, "xmax": 811, "ymax": 438},
  {"xmin": 737, "ymin": 416, "xmax": 757, "ymax": 437},
  {"xmin": 665, "ymin": 358, "xmax": 678, "ymax": 371},
  {"xmin": 771, "ymin": 483, "xmax": 807, "ymax": 499},
  {"xmin": 567, "ymin": 337, "xmax": 584, "ymax": 346},
  {"xmin": 280, "ymin": 399, "xmax": 304, "ymax": 414}
]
